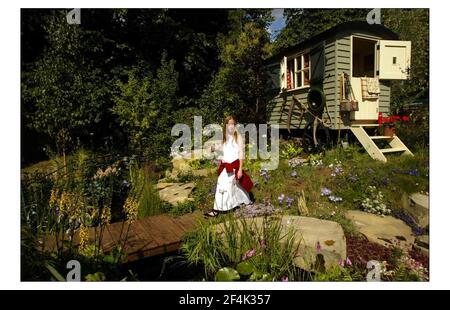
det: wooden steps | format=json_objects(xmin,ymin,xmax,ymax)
[{"xmin": 350, "ymin": 125, "xmax": 413, "ymax": 162}]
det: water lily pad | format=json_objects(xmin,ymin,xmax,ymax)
[
  {"xmin": 236, "ymin": 261, "xmax": 254, "ymax": 276},
  {"xmin": 215, "ymin": 267, "xmax": 240, "ymax": 281},
  {"xmin": 249, "ymin": 271, "xmax": 272, "ymax": 281}
]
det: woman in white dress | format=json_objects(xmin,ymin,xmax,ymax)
[{"xmin": 206, "ymin": 116, "xmax": 252, "ymax": 217}]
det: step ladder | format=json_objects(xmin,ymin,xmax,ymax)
[{"xmin": 350, "ymin": 124, "xmax": 414, "ymax": 163}]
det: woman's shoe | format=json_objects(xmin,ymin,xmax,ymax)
[{"xmin": 204, "ymin": 210, "xmax": 219, "ymax": 217}]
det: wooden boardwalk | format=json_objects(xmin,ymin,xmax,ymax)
[{"xmin": 44, "ymin": 211, "xmax": 204, "ymax": 263}]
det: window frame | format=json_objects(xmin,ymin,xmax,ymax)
[{"xmin": 281, "ymin": 50, "xmax": 311, "ymax": 92}]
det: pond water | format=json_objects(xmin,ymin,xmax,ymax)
[{"xmin": 121, "ymin": 251, "xmax": 205, "ymax": 281}]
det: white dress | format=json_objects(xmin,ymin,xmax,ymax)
[{"xmin": 213, "ymin": 134, "xmax": 251, "ymax": 211}]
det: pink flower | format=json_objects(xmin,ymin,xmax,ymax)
[
  {"xmin": 316, "ymin": 241, "xmax": 322, "ymax": 252},
  {"xmin": 242, "ymin": 248, "xmax": 256, "ymax": 260},
  {"xmin": 345, "ymin": 257, "xmax": 352, "ymax": 266},
  {"xmin": 338, "ymin": 259, "xmax": 345, "ymax": 267},
  {"xmin": 281, "ymin": 276, "xmax": 289, "ymax": 282},
  {"xmin": 260, "ymin": 240, "xmax": 267, "ymax": 249}
]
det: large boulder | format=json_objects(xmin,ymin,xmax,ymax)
[
  {"xmin": 345, "ymin": 210, "xmax": 415, "ymax": 249},
  {"xmin": 215, "ymin": 215, "xmax": 346, "ymax": 271}
]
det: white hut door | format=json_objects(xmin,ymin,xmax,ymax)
[
  {"xmin": 350, "ymin": 36, "xmax": 380, "ymax": 121},
  {"xmin": 378, "ymin": 40, "xmax": 411, "ymax": 80}
]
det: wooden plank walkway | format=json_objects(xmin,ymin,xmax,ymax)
[{"xmin": 43, "ymin": 211, "xmax": 204, "ymax": 263}]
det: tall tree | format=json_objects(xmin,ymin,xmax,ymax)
[
  {"xmin": 200, "ymin": 9, "xmax": 274, "ymax": 124},
  {"xmin": 383, "ymin": 9, "xmax": 429, "ymax": 106},
  {"xmin": 272, "ymin": 9, "xmax": 367, "ymax": 54},
  {"xmin": 22, "ymin": 11, "xmax": 113, "ymax": 164}
]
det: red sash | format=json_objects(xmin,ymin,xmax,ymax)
[{"xmin": 217, "ymin": 159, "xmax": 253, "ymax": 193}]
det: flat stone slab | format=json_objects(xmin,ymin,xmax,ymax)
[
  {"xmin": 156, "ymin": 182, "xmax": 195, "ymax": 206},
  {"xmin": 215, "ymin": 215, "xmax": 346, "ymax": 271},
  {"xmin": 345, "ymin": 210, "xmax": 414, "ymax": 249}
]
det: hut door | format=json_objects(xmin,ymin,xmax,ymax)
[
  {"xmin": 378, "ymin": 40, "xmax": 411, "ymax": 80},
  {"xmin": 351, "ymin": 36, "xmax": 379, "ymax": 121}
]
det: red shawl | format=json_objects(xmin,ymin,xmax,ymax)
[{"xmin": 217, "ymin": 159, "xmax": 253, "ymax": 193}]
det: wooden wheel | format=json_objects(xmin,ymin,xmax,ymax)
[
  {"xmin": 287, "ymin": 96, "xmax": 305, "ymax": 133},
  {"xmin": 302, "ymin": 117, "xmax": 331, "ymax": 153}
]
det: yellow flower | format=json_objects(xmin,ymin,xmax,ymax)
[
  {"xmin": 79, "ymin": 224, "xmax": 89, "ymax": 249},
  {"xmin": 59, "ymin": 191, "xmax": 70, "ymax": 215},
  {"xmin": 101, "ymin": 207, "xmax": 111, "ymax": 225},
  {"xmin": 49, "ymin": 188, "xmax": 58, "ymax": 207},
  {"xmin": 123, "ymin": 197, "xmax": 138, "ymax": 223}
]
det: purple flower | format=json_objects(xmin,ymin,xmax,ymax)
[
  {"xmin": 290, "ymin": 170, "xmax": 297, "ymax": 177},
  {"xmin": 367, "ymin": 168, "xmax": 375, "ymax": 174},
  {"xmin": 348, "ymin": 175, "xmax": 358, "ymax": 182},
  {"xmin": 286, "ymin": 196, "xmax": 294, "ymax": 208},
  {"xmin": 122, "ymin": 180, "xmax": 130, "ymax": 188},
  {"xmin": 331, "ymin": 167, "xmax": 344, "ymax": 177},
  {"xmin": 407, "ymin": 169, "xmax": 420, "ymax": 176},
  {"xmin": 278, "ymin": 194, "xmax": 285, "ymax": 204},
  {"xmin": 321, "ymin": 187, "xmax": 332, "ymax": 196},
  {"xmin": 281, "ymin": 276, "xmax": 289, "ymax": 282},
  {"xmin": 242, "ymin": 248, "xmax": 256, "ymax": 260},
  {"xmin": 329, "ymin": 195, "xmax": 343, "ymax": 203},
  {"xmin": 316, "ymin": 241, "xmax": 322, "ymax": 252},
  {"xmin": 338, "ymin": 259, "xmax": 345, "ymax": 267}
]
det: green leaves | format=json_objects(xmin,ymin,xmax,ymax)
[
  {"xmin": 111, "ymin": 53, "xmax": 179, "ymax": 159},
  {"xmin": 22, "ymin": 11, "xmax": 110, "ymax": 151},
  {"xmin": 45, "ymin": 262, "xmax": 66, "ymax": 282},
  {"xmin": 214, "ymin": 267, "xmax": 240, "ymax": 281},
  {"xmin": 236, "ymin": 261, "xmax": 255, "ymax": 276}
]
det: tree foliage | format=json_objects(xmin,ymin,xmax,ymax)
[{"xmin": 200, "ymin": 9, "xmax": 273, "ymax": 124}]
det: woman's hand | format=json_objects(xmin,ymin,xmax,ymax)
[{"xmin": 237, "ymin": 168, "xmax": 243, "ymax": 180}]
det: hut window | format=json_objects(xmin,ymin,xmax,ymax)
[{"xmin": 285, "ymin": 52, "xmax": 310, "ymax": 90}]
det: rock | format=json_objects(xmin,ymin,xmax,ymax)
[
  {"xmin": 414, "ymin": 235, "xmax": 429, "ymax": 255},
  {"xmin": 415, "ymin": 234, "xmax": 429, "ymax": 247},
  {"xmin": 345, "ymin": 210, "xmax": 415, "ymax": 249},
  {"xmin": 156, "ymin": 182, "xmax": 196, "ymax": 206},
  {"xmin": 401, "ymin": 193, "xmax": 429, "ymax": 228},
  {"xmin": 215, "ymin": 216, "xmax": 346, "ymax": 271}
]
